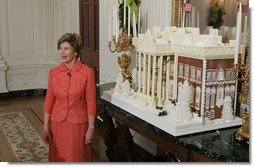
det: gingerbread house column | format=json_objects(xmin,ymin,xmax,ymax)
[
  {"xmin": 157, "ymin": 55, "xmax": 164, "ymax": 106},
  {"xmin": 165, "ymin": 56, "xmax": 171, "ymax": 103},
  {"xmin": 142, "ymin": 53, "xmax": 147, "ymax": 96},
  {"xmin": 137, "ymin": 52, "xmax": 142, "ymax": 94},
  {"xmin": 201, "ymin": 59, "xmax": 207, "ymax": 125},
  {"xmin": 151, "ymin": 55, "xmax": 157, "ymax": 107},
  {"xmin": 147, "ymin": 54, "xmax": 152, "ymax": 96}
]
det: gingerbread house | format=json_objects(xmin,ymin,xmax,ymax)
[{"xmin": 132, "ymin": 27, "xmax": 237, "ymax": 120}]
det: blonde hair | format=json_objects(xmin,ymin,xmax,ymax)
[{"xmin": 57, "ymin": 33, "xmax": 82, "ymax": 58}]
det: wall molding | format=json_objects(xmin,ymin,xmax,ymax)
[{"xmin": 0, "ymin": 0, "xmax": 79, "ymax": 93}]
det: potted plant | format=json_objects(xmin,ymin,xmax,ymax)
[{"xmin": 208, "ymin": 0, "xmax": 226, "ymax": 29}]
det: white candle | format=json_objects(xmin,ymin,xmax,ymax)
[
  {"xmin": 234, "ymin": 17, "xmax": 239, "ymax": 64},
  {"xmin": 182, "ymin": 10, "xmax": 185, "ymax": 27},
  {"xmin": 138, "ymin": 7, "xmax": 141, "ymax": 35},
  {"xmin": 197, "ymin": 11, "xmax": 200, "ymax": 28},
  {"xmin": 108, "ymin": 15, "xmax": 111, "ymax": 41},
  {"xmin": 124, "ymin": 0, "xmax": 126, "ymax": 26},
  {"xmin": 128, "ymin": 6, "xmax": 130, "ymax": 36},
  {"xmin": 188, "ymin": 13, "xmax": 191, "ymax": 27},
  {"xmin": 192, "ymin": 6, "xmax": 195, "ymax": 27},
  {"xmin": 143, "ymin": 12, "xmax": 146, "ymax": 33},
  {"xmin": 112, "ymin": 5, "xmax": 116, "ymax": 36},
  {"xmin": 234, "ymin": 3, "xmax": 242, "ymax": 64},
  {"xmin": 116, "ymin": 11, "xmax": 119, "ymax": 42},
  {"xmin": 182, "ymin": 0, "xmax": 187, "ymax": 27},
  {"xmin": 133, "ymin": 12, "xmax": 137, "ymax": 37},
  {"xmin": 241, "ymin": 15, "xmax": 247, "ymax": 64},
  {"xmin": 146, "ymin": 10, "xmax": 148, "ymax": 30}
]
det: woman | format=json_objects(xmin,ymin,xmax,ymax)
[{"xmin": 43, "ymin": 33, "xmax": 96, "ymax": 162}]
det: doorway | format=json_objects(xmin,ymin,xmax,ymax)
[{"xmin": 79, "ymin": 0, "xmax": 99, "ymax": 83}]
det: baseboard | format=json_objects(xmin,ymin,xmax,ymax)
[{"xmin": 0, "ymin": 89, "xmax": 46, "ymax": 99}]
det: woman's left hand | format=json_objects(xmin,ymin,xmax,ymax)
[{"xmin": 85, "ymin": 127, "xmax": 94, "ymax": 145}]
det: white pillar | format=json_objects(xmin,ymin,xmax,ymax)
[
  {"xmin": 161, "ymin": 56, "xmax": 166, "ymax": 103},
  {"xmin": 173, "ymin": 54, "xmax": 178, "ymax": 99},
  {"xmin": 157, "ymin": 55, "xmax": 163, "ymax": 106},
  {"xmin": 138, "ymin": 52, "xmax": 142, "ymax": 93},
  {"xmin": 151, "ymin": 56, "xmax": 157, "ymax": 106},
  {"xmin": 142, "ymin": 54, "xmax": 147, "ymax": 95},
  {"xmin": 165, "ymin": 56, "xmax": 170, "ymax": 103},
  {"xmin": 147, "ymin": 54, "xmax": 152, "ymax": 96}
]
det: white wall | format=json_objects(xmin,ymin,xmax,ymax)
[
  {"xmin": 0, "ymin": 0, "xmax": 79, "ymax": 92},
  {"xmin": 1, "ymin": 0, "xmax": 247, "ymax": 90},
  {"xmin": 99, "ymin": 0, "xmax": 172, "ymax": 84}
]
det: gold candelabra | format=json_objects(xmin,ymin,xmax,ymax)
[
  {"xmin": 172, "ymin": 0, "xmax": 183, "ymax": 27},
  {"xmin": 108, "ymin": 26, "xmax": 134, "ymax": 83},
  {"xmin": 234, "ymin": 47, "xmax": 249, "ymax": 142}
]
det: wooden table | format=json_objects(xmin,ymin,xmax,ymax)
[{"xmin": 96, "ymin": 83, "xmax": 249, "ymax": 162}]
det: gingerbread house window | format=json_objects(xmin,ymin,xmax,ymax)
[
  {"xmin": 195, "ymin": 86, "xmax": 201, "ymax": 110},
  {"xmin": 190, "ymin": 85, "xmax": 195, "ymax": 107},
  {"xmin": 170, "ymin": 61, "xmax": 174, "ymax": 76},
  {"xmin": 184, "ymin": 64, "xmax": 190, "ymax": 80},
  {"xmin": 225, "ymin": 69, "xmax": 231, "ymax": 81},
  {"xmin": 205, "ymin": 110, "xmax": 210, "ymax": 119},
  {"xmin": 196, "ymin": 68, "xmax": 202, "ymax": 83},
  {"xmin": 212, "ymin": 69, "xmax": 217, "ymax": 82},
  {"xmin": 231, "ymin": 70, "xmax": 236, "ymax": 80},
  {"xmin": 210, "ymin": 109, "xmax": 215, "ymax": 119},
  {"xmin": 225, "ymin": 85, "xmax": 230, "ymax": 97},
  {"xmin": 217, "ymin": 68, "xmax": 224, "ymax": 81},
  {"xmin": 178, "ymin": 63, "xmax": 183, "ymax": 78},
  {"xmin": 205, "ymin": 87, "xmax": 211, "ymax": 109},
  {"xmin": 216, "ymin": 86, "xmax": 224, "ymax": 108},
  {"xmin": 211, "ymin": 87, "xmax": 216, "ymax": 108},
  {"xmin": 230, "ymin": 85, "xmax": 236, "ymax": 99},
  {"xmin": 205, "ymin": 109, "xmax": 215, "ymax": 119},
  {"xmin": 207, "ymin": 70, "xmax": 212, "ymax": 82},
  {"xmin": 190, "ymin": 66, "xmax": 196, "ymax": 82}
]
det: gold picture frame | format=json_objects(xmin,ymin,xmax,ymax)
[{"xmin": 172, "ymin": 0, "xmax": 183, "ymax": 27}]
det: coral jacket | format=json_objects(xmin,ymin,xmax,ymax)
[{"xmin": 43, "ymin": 60, "xmax": 96, "ymax": 123}]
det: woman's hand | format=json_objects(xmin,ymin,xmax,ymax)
[
  {"xmin": 43, "ymin": 113, "xmax": 52, "ymax": 144},
  {"xmin": 43, "ymin": 127, "xmax": 52, "ymax": 144},
  {"xmin": 85, "ymin": 127, "xmax": 94, "ymax": 145}
]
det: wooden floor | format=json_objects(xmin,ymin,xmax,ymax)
[{"xmin": 0, "ymin": 95, "xmax": 109, "ymax": 162}]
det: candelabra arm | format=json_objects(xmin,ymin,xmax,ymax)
[{"xmin": 108, "ymin": 26, "xmax": 133, "ymax": 83}]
